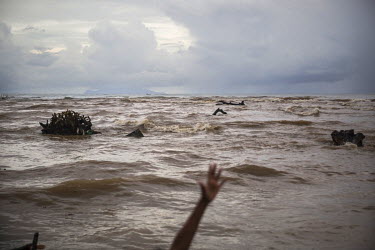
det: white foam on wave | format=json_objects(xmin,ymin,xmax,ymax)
[
  {"xmin": 152, "ymin": 122, "xmax": 219, "ymax": 133},
  {"xmin": 114, "ymin": 118, "xmax": 218, "ymax": 133},
  {"xmin": 284, "ymin": 105, "xmax": 320, "ymax": 116},
  {"xmin": 114, "ymin": 119, "xmax": 138, "ymax": 126},
  {"xmin": 343, "ymin": 142, "xmax": 358, "ymax": 149},
  {"xmin": 114, "ymin": 117, "xmax": 155, "ymax": 125}
]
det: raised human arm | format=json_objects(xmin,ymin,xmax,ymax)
[{"xmin": 170, "ymin": 163, "xmax": 226, "ymax": 250}]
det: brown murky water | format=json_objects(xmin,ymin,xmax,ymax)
[{"xmin": 0, "ymin": 95, "xmax": 374, "ymax": 249}]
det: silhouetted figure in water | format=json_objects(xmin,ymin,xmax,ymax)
[
  {"xmin": 212, "ymin": 108, "xmax": 227, "ymax": 115},
  {"xmin": 170, "ymin": 163, "xmax": 226, "ymax": 250}
]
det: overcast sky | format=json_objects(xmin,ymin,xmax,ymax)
[{"xmin": 0, "ymin": 0, "xmax": 374, "ymax": 95}]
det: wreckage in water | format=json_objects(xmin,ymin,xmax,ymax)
[{"xmin": 39, "ymin": 110, "xmax": 100, "ymax": 135}]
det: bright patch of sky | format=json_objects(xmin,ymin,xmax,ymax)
[
  {"xmin": 144, "ymin": 17, "xmax": 194, "ymax": 52},
  {"xmin": 10, "ymin": 17, "xmax": 193, "ymax": 55}
]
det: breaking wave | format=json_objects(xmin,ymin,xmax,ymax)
[
  {"xmin": 115, "ymin": 119, "xmax": 139, "ymax": 126},
  {"xmin": 151, "ymin": 122, "xmax": 221, "ymax": 133},
  {"xmin": 343, "ymin": 142, "xmax": 359, "ymax": 149},
  {"xmin": 284, "ymin": 105, "xmax": 320, "ymax": 116},
  {"xmin": 116, "ymin": 118, "xmax": 220, "ymax": 133}
]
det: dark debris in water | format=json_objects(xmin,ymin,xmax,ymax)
[
  {"xmin": 331, "ymin": 129, "xmax": 365, "ymax": 147},
  {"xmin": 39, "ymin": 110, "xmax": 100, "ymax": 135},
  {"xmin": 126, "ymin": 128, "xmax": 144, "ymax": 138}
]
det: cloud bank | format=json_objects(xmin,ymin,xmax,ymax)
[{"xmin": 0, "ymin": 0, "xmax": 374, "ymax": 94}]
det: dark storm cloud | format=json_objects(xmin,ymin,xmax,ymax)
[
  {"xmin": 157, "ymin": 0, "xmax": 375, "ymax": 93},
  {"xmin": 0, "ymin": 22, "xmax": 23, "ymax": 92}
]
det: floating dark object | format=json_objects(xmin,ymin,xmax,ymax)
[
  {"xmin": 331, "ymin": 129, "xmax": 365, "ymax": 147},
  {"xmin": 126, "ymin": 128, "xmax": 144, "ymax": 138},
  {"xmin": 39, "ymin": 110, "xmax": 100, "ymax": 135},
  {"xmin": 216, "ymin": 100, "xmax": 245, "ymax": 105},
  {"xmin": 213, "ymin": 108, "xmax": 227, "ymax": 115},
  {"xmin": 31, "ymin": 232, "xmax": 38, "ymax": 250}
]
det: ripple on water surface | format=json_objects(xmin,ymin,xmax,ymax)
[{"xmin": 228, "ymin": 164, "xmax": 287, "ymax": 177}]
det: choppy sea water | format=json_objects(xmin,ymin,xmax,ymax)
[{"xmin": 0, "ymin": 95, "xmax": 374, "ymax": 250}]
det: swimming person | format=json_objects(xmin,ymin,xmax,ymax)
[{"xmin": 170, "ymin": 163, "xmax": 227, "ymax": 250}]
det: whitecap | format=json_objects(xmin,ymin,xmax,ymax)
[{"xmin": 284, "ymin": 105, "xmax": 320, "ymax": 116}]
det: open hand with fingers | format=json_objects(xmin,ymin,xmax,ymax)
[
  {"xmin": 199, "ymin": 163, "xmax": 226, "ymax": 203},
  {"xmin": 170, "ymin": 163, "xmax": 227, "ymax": 250}
]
